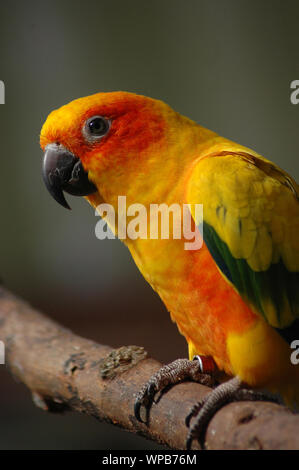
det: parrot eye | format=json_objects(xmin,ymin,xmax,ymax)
[{"xmin": 83, "ymin": 116, "xmax": 110, "ymax": 141}]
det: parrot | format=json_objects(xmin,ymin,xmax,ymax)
[{"xmin": 40, "ymin": 91, "xmax": 299, "ymax": 448}]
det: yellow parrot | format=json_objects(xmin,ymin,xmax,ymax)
[{"xmin": 40, "ymin": 91, "xmax": 299, "ymax": 448}]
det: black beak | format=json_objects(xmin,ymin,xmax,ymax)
[{"xmin": 42, "ymin": 144, "xmax": 97, "ymax": 209}]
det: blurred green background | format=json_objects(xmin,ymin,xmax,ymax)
[{"xmin": 0, "ymin": 0, "xmax": 298, "ymax": 450}]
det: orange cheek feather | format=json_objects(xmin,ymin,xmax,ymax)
[
  {"xmin": 40, "ymin": 97, "xmax": 167, "ymax": 176},
  {"xmin": 81, "ymin": 107, "xmax": 166, "ymax": 170}
]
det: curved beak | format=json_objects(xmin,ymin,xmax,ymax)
[{"xmin": 42, "ymin": 144, "xmax": 97, "ymax": 209}]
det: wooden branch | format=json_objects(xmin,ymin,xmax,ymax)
[{"xmin": 0, "ymin": 286, "xmax": 298, "ymax": 450}]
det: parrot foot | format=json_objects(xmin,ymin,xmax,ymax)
[
  {"xmin": 185, "ymin": 376, "xmax": 279, "ymax": 449},
  {"xmin": 134, "ymin": 356, "xmax": 217, "ymax": 425}
]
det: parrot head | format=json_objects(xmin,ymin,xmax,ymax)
[{"xmin": 40, "ymin": 91, "xmax": 187, "ymax": 210}]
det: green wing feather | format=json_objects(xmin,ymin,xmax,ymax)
[{"xmin": 187, "ymin": 150, "xmax": 299, "ymax": 332}]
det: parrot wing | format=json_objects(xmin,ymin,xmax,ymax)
[{"xmin": 187, "ymin": 150, "xmax": 299, "ymax": 340}]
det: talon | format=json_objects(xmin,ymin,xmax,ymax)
[
  {"xmin": 186, "ymin": 434, "xmax": 194, "ymax": 451},
  {"xmin": 134, "ymin": 357, "xmax": 217, "ymax": 426},
  {"xmin": 185, "ymin": 401, "xmax": 203, "ymax": 428},
  {"xmin": 186, "ymin": 426, "xmax": 204, "ymax": 450},
  {"xmin": 134, "ymin": 385, "xmax": 155, "ymax": 424},
  {"xmin": 185, "ymin": 413, "xmax": 192, "ymax": 428},
  {"xmin": 184, "ymin": 377, "xmax": 242, "ymax": 448},
  {"xmin": 134, "ymin": 400, "xmax": 143, "ymax": 423},
  {"xmin": 134, "ymin": 400, "xmax": 149, "ymax": 424},
  {"xmin": 184, "ymin": 376, "xmax": 278, "ymax": 449}
]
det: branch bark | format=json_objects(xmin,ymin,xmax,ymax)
[{"xmin": 0, "ymin": 286, "xmax": 298, "ymax": 450}]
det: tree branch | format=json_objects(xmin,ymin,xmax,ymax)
[{"xmin": 0, "ymin": 286, "xmax": 298, "ymax": 450}]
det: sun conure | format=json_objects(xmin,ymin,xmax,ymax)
[{"xmin": 40, "ymin": 92, "xmax": 299, "ymax": 445}]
